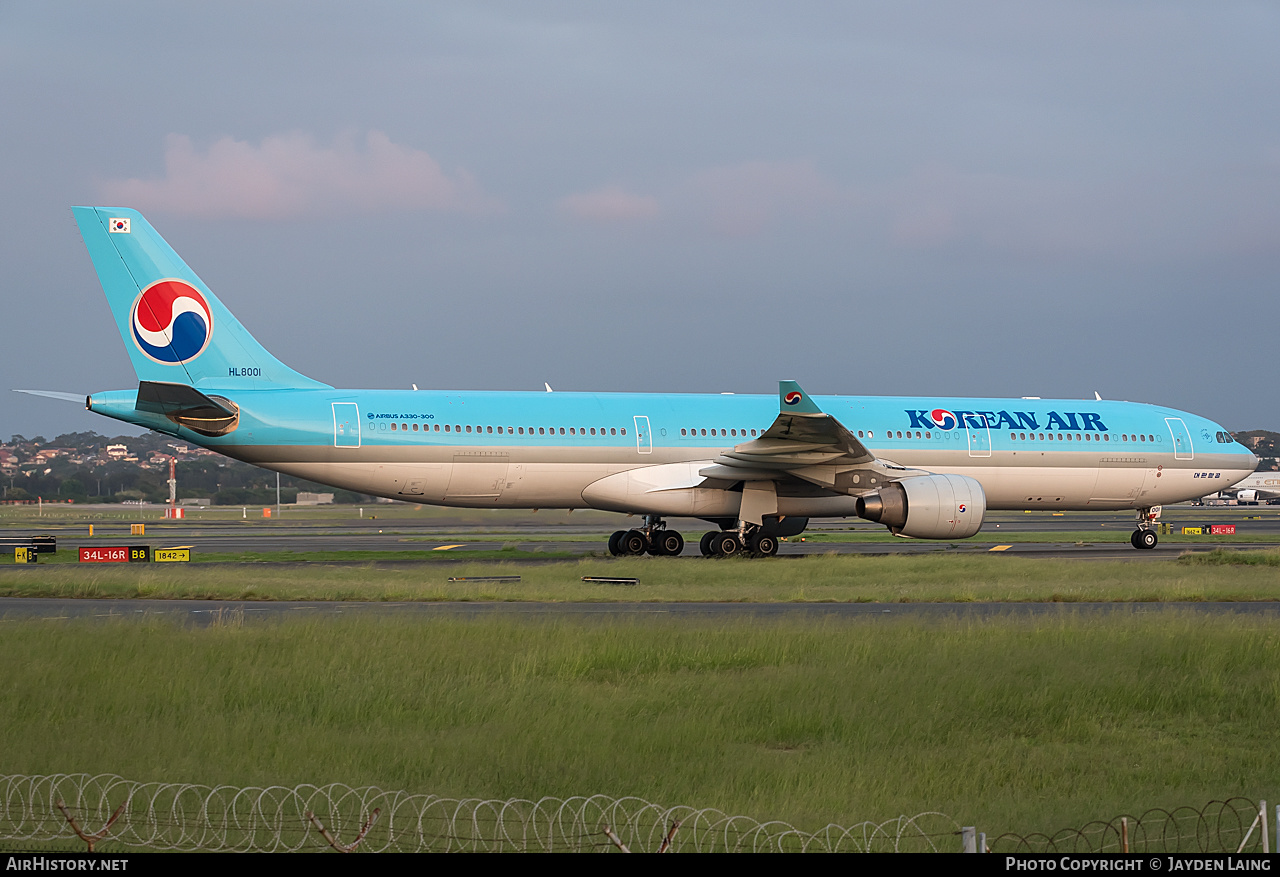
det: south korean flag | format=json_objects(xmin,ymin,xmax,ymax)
[{"xmin": 109, "ymin": 218, "xmax": 131, "ymax": 233}]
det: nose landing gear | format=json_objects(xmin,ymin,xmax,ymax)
[{"xmin": 1130, "ymin": 508, "xmax": 1159, "ymax": 550}]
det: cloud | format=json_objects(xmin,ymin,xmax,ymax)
[
  {"xmin": 682, "ymin": 161, "xmax": 840, "ymax": 236},
  {"xmin": 556, "ymin": 161, "xmax": 841, "ymax": 236},
  {"xmin": 557, "ymin": 185, "xmax": 660, "ymax": 222},
  {"xmin": 100, "ymin": 131, "xmax": 503, "ymax": 219}
]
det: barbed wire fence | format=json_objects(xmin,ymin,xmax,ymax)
[
  {"xmin": 0, "ymin": 774, "xmax": 963, "ymax": 853},
  {"xmin": 988, "ymin": 797, "xmax": 1269, "ymax": 854},
  {"xmin": 1, "ymin": 775, "xmax": 1268, "ymax": 853}
]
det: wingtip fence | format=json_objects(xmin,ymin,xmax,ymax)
[{"xmin": 0, "ymin": 775, "xmax": 1270, "ymax": 854}]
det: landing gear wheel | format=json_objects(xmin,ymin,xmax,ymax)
[
  {"xmin": 620, "ymin": 529, "xmax": 649, "ymax": 556},
  {"xmin": 699, "ymin": 531, "xmax": 717, "ymax": 557},
  {"xmin": 654, "ymin": 531, "xmax": 685, "ymax": 556},
  {"xmin": 1137, "ymin": 529, "xmax": 1158, "ymax": 550},
  {"xmin": 713, "ymin": 532, "xmax": 743, "ymax": 557},
  {"xmin": 608, "ymin": 530, "xmax": 626, "ymax": 556},
  {"xmin": 750, "ymin": 533, "xmax": 779, "ymax": 557}
]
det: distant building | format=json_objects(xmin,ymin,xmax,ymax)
[
  {"xmin": 296, "ymin": 492, "xmax": 335, "ymax": 505},
  {"xmin": 105, "ymin": 444, "xmax": 129, "ymax": 459}
]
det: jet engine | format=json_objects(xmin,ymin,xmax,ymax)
[
  {"xmin": 855, "ymin": 473, "xmax": 986, "ymax": 539},
  {"xmin": 1236, "ymin": 489, "xmax": 1257, "ymax": 503}
]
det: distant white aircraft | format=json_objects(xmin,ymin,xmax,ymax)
[{"xmin": 1216, "ymin": 472, "xmax": 1280, "ymax": 504}]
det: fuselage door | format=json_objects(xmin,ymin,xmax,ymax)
[
  {"xmin": 1165, "ymin": 417, "xmax": 1193, "ymax": 461},
  {"xmin": 332, "ymin": 402, "xmax": 360, "ymax": 448},
  {"xmin": 634, "ymin": 415, "xmax": 652, "ymax": 454},
  {"xmin": 966, "ymin": 414, "xmax": 992, "ymax": 458}
]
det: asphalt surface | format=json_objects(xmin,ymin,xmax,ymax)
[{"xmin": 2, "ymin": 506, "xmax": 1278, "ymax": 560}]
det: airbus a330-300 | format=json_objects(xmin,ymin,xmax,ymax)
[{"xmin": 21, "ymin": 207, "xmax": 1258, "ymax": 556}]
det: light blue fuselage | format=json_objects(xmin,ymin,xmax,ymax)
[{"xmin": 88, "ymin": 387, "xmax": 1255, "ymax": 516}]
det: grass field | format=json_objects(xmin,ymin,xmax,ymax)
[
  {"xmin": 1, "ymin": 611, "xmax": 1276, "ymax": 836},
  {"xmin": 2, "ymin": 551, "xmax": 1280, "ymax": 602}
]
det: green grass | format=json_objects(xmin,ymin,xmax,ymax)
[
  {"xmin": 3, "ymin": 552, "xmax": 1280, "ymax": 602},
  {"xmin": 1, "ymin": 612, "xmax": 1277, "ymax": 836}
]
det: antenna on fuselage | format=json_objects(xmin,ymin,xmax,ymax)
[
  {"xmin": 1094, "ymin": 391, "xmax": 1102, "ymax": 401},
  {"xmin": 544, "ymin": 383, "xmax": 554, "ymax": 393}
]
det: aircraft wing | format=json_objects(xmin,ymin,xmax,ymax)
[{"xmin": 699, "ymin": 381, "xmax": 921, "ymax": 493}]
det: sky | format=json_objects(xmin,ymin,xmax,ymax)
[{"xmin": 3, "ymin": 1, "xmax": 1278, "ymax": 440}]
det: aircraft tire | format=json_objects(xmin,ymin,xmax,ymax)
[
  {"xmin": 699, "ymin": 531, "xmax": 717, "ymax": 557},
  {"xmin": 1130, "ymin": 530, "xmax": 1141, "ymax": 549},
  {"xmin": 608, "ymin": 530, "xmax": 626, "ymax": 556},
  {"xmin": 1138, "ymin": 529, "xmax": 1158, "ymax": 550},
  {"xmin": 654, "ymin": 531, "xmax": 684, "ymax": 556},
  {"xmin": 751, "ymin": 534, "xmax": 779, "ymax": 557},
  {"xmin": 713, "ymin": 532, "xmax": 743, "ymax": 557},
  {"xmin": 620, "ymin": 530, "xmax": 648, "ymax": 556}
]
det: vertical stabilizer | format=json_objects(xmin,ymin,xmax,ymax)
[{"xmin": 73, "ymin": 206, "xmax": 330, "ymax": 390}]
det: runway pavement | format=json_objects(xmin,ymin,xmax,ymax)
[{"xmin": 2, "ymin": 506, "xmax": 1277, "ymax": 561}]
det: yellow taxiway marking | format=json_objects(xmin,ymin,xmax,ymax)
[
  {"xmin": 164, "ymin": 545, "xmax": 195, "ymax": 550},
  {"xmin": 432, "ymin": 544, "xmax": 465, "ymax": 551},
  {"xmin": 989, "ymin": 545, "xmax": 1013, "ymax": 551}
]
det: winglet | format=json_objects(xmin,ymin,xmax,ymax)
[{"xmin": 779, "ymin": 381, "xmax": 822, "ymax": 415}]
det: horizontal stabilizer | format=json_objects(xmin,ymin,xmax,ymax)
[
  {"xmin": 13, "ymin": 389, "xmax": 88, "ymax": 405},
  {"xmin": 135, "ymin": 381, "xmax": 239, "ymax": 436}
]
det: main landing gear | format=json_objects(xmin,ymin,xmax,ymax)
[
  {"xmin": 1130, "ymin": 508, "xmax": 1159, "ymax": 550},
  {"xmin": 697, "ymin": 526, "xmax": 779, "ymax": 558},
  {"xmin": 607, "ymin": 515, "xmax": 686, "ymax": 556}
]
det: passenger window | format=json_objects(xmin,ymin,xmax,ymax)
[
  {"xmin": 465, "ymin": 425, "xmax": 472, "ymax": 433},
  {"xmin": 611, "ymin": 428, "xmax": 617, "ymax": 436},
  {"xmin": 621, "ymin": 428, "xmax": 626, "ymax": 435},
  {"xmin": 486, "ymin": 426, "xmax": 493, "ymax": 433},
  {"xmin": 560, "ymin": 427, "xmax": 566, "ymax": 435},
  {"xmin": 751, "ymin": 429, "xmax": 758, "ymax": 436},
  {"xmin": 391, "ymin": 423, "xmax": 397, "ymax": 431}
]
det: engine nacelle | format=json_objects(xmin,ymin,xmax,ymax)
[
  {"xmin": 1237, "ymin": 489, "xmax": 1257, "ymax": 503},
  {"xmin": 855, "ymin": 473, "xmax": 986, "ymax": 539}
]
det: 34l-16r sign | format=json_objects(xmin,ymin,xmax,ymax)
[{"xmin": 79, "ymin": 546, "xmax": 151, "ymax": 563}]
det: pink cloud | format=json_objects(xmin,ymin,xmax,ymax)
[
  {"xmin": 683, "ymin": 161, "xmax": 838, "ymax": 236},
  {"xmin": 100, "ymin": 131, "xmax": 503, "ymax": 219},
  {"xmin": 557, "ymin": 185, "xmax": 660, "ymax": 222}
]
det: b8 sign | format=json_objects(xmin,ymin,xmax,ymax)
[{"xmin": 79, "ymin": 546, "xmax": 151, "ymax": 563}]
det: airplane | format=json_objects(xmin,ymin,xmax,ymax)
[
  {"xmin": 17, "ymin": 206, "xmax": 1259, "ymax": 556},
  {"xmin": 1211, "ymin": 472, "xmax": 1280, "ymax": 505}
]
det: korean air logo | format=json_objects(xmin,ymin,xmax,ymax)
[
  {"xmin": 930, "ymin": 408, "xmax": 958, "ymax": 430},
  {"xmin": 130, "ymin": 279, "xmax": 214, "ymax": 364},
  {"xmin": 784, "ymin": 391, "xmax": 803, "ymax": 406},
  {"xmin": 958, "ymin": 503, "xmax": 967, "ymax": 513}
]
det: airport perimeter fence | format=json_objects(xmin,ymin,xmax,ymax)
[
  {"xmin": 1, "ymin": 775, "xmax": 1267, "ymax": 854},
  {"xmin": 987, "ymin": 797, "xmax": 1269, "ymax": 854},
  {"xmin": 0, "ymin": 774, "xmax": 963, "ymax": 853}
]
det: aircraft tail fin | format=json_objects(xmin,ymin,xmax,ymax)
[{"xmin": 72, "ymin": 207, "xmax": 330, "ymax": 390}]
